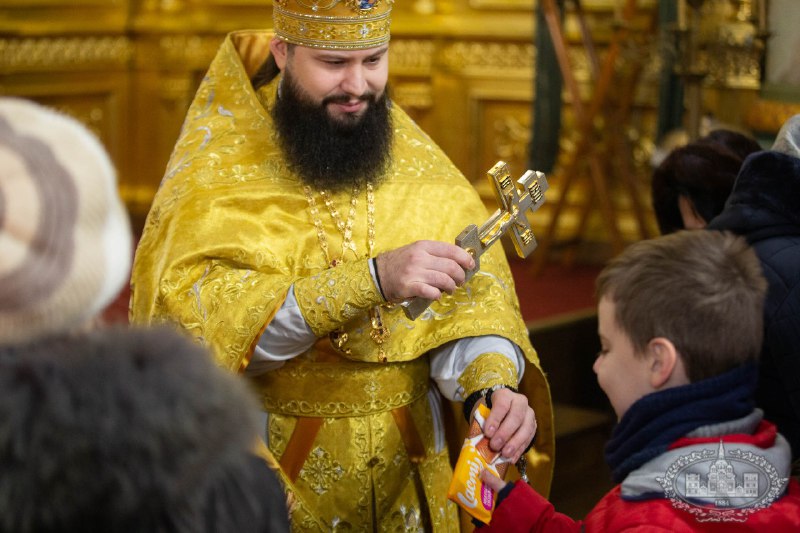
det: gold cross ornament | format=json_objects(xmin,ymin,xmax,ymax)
[{"xmin": 403, "ymin": 161, "xmax": 549, "ymax": 320}]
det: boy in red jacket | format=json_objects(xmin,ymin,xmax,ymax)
[{"xmin": 480, "ymin": 229, "xmax": 800, "ymax": 531}]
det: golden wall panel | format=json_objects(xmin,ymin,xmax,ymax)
[
  {"xmin": 468, "ymin": 0, "xmax": 533, "ymax": 10},
  {"xmin": 1, "ymin": 33, "xmax": 133, "ymax": 218},
  {"xmin": 389, "ymin": 39, "xmax": 435, "ymax": 75},
  {"xmin": 1, "ymin": 72, "xmax": 131, "ymax": 179},
  {"xmin": 439, "ymin": 41, "xmax": 535, "ymax": 76},
  {"xmin": 5, "ymin": 0, "xmax": 118, "ymax": 4},
  {"xmin": 465, "ymin": 87, "xmax": 562, "ymax": 236},
  {"xmin": 388, "ymin": 38, "xmax": 436, "ymax": 129},
  {"xmin": 468, "ymin": 86, "xmax": 532, "ymax": 177},
  {"xmin": 0, "ymin": 36, "xmax": 132, "ymax": 73},
  {"xmin": 1, "ymin": 1, "xmax": 129, "ymax": 34}
]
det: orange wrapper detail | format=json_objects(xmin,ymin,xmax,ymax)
[{"xmin": 446, "ymin": 403, "xmax": 509, "ymax": 523}]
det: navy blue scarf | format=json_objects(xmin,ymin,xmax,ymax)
[{"xmin": 604, "ymin": 363, "xmax": 757, "ymax": 483}]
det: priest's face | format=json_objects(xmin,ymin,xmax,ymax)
[
  {"xmin": 282, "ymin": 42, "xmax": 389, "ymax": 123},
  {"xmin": 269, "ymin": 40, "xmax": 393, "ymax": 192}
]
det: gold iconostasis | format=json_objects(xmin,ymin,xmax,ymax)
[{"xmin": 2, "ymin": 0, "xmax": 794, "ymax": 262}]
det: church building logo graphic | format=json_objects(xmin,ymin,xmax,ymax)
[{"xmin": 657, "ymin": 440, "xmax": 789, "ymax": 522}]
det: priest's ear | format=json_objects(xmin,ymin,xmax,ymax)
[
  {"xmin": 270, "ymin": 38, "xmax": 290, "ymax": 71},
  {"xmin": 646, "ymin": 337, "xmax": 690, "ymax": 390}
]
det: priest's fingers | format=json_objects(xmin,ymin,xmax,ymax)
[
  {"xmin": 484, "ymin": 389, "xmax": 537, "ymax": 463},
  {"xmin": 413, "ymin": 240, "xmax": 475, "ymax": 271},
  {"xmin": 500, "ymin": 407, "xmax": 536, "ymax": 463},
  {"xmin": 376, "ymin": 241, "xmax": 474, "ymax": 301}
]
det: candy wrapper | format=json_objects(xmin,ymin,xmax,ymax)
[{"xmin": 446, "ymin": 403, "xmax": 510, "ymax": 524}]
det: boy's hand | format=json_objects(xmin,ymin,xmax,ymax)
[
  {"xmin": 480, "ymin": 467, "xmax": 510, "ymax": 493},
  {"xmin": 482, "ymin": 388, "xmax": 537, "ymax": 463}
]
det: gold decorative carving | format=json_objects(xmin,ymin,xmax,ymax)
[
  {"xmin": 3, "ymin": 0, "xmax": 122, "ymax": 5},
  {"xmin": 156, "ymin": 35, "xmax": 225, "ymax": 68},
  {"xmin": 492, "ymin": 115, "xmax": 530, "ymax": 164},
  {"xmin": 388, "ymin": 39, "xmax": 434, "ymax": 74},
  {"xmin": 672, "ymin": 0, "xmax": 764, "ymax": 97},
  {"xmin": 0, "ymin": 37, "xmax": 132, "ymax": 73},
  {"xmin": 439, "ymin": 41, "xmax": 534, "ymax": 74},
  {"xmin": 391, "ymin": 82, "xmax": 433, "ymax": 111},
  {"xmin": 469, "ymin": 0, "xmax": 533, "ymax": 10},
  {"xmin": 141, "ymin": 0, "xmax": 188, "ymax": 13}
]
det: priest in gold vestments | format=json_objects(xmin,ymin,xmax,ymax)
[{"xmin": 130, "ymin": 1, "xmax": 553, "ymax": 530}]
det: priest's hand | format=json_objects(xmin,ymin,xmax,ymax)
[
  {"xmin": 481, "ymin": 388, "xmax": 537, "ymax": 463},
  {"xmin": 375, "ymin": 240, "xmax": 475, "ymax": 303}
]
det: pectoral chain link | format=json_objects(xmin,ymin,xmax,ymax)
[{"xmin": 304, "ymin": 182, "xmax": 389, "ymax": 362}]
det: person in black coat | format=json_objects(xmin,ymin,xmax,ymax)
[{"xmin": 708, "ymin": 114, "xmax": 800, "ymax": 459}]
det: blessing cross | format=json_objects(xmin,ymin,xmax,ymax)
[{"xmin": 402, "ymin": 161, "xmax": 549, "ymax": 320}]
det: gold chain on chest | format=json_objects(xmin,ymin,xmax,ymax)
[
  {"xmin": 303, "ymin": 183, "xmax": 389, "ymax": 362},
  {"xmin": 320, "ymin": 187, "xmax": 359, "ymax": 259}
]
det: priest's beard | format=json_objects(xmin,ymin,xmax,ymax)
[{"xmin": 271, "ymin": 71, "xmax": 393, "ymax": 193}]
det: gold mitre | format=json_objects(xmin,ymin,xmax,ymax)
[{"xmin": 272, "ymin": 0, "xmax": 393, "ymax": 50}]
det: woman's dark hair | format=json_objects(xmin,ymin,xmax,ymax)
[{"xmin": 651, "ymin": 130, "xmax": 761, "ymax": 234}]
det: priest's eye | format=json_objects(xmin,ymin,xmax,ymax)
[{"xmin": 596, "ymin": 349, "xmax": 609, "ymax": 358}]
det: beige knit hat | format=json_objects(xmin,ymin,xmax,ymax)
[{"xmin": 0, "ymin": 98, "xmax": 132, "ymax": 345}]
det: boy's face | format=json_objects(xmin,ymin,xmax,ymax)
[{"xmin": 594, "ymin": 296, "xmax": 655, "ymax": 420}]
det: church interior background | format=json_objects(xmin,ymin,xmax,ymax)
[{"xmin": 3, "ymin": 0, "xmax": 800, "ymax": 521}]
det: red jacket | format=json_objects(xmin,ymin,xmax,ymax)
[
  {"xmin": 484, "ymin": 479, "xmax": 800, "ymax": 532},
  {"xmin": 483, "ymin": 420, "xmax": 800, "ymax": 531}
]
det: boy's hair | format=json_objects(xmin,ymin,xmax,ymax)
[
  {"xmin": 0, "ymin": 326, "xmax": 289, "ymax": 533},
  {"xmin": 596, "ymin": 230, "xmax": 767, "ymax": 382}
]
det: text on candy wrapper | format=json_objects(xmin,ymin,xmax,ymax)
[
  {"xmin": 456, "ymin": 456, "xmax": 482, "ymax": 508},
  {"xmin": 456, "ymin": 456, "xmax": 494, "ymax": 511}
]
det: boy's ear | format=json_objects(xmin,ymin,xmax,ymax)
[
  {"xmin": 270, "ymin": 37, "xmax": 288, "ymax": 70},
  {"xmin": 646, "ymin": 337, "xmax": 681, "ymax": 389}
]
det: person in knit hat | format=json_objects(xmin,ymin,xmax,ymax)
[
  {"xmin": 0, "ymin": 325, "xmax": 290, "ymax": 532},
  {"xmin": 0, "ymin": 97, "xmax": 132, "ymax": 345}
]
